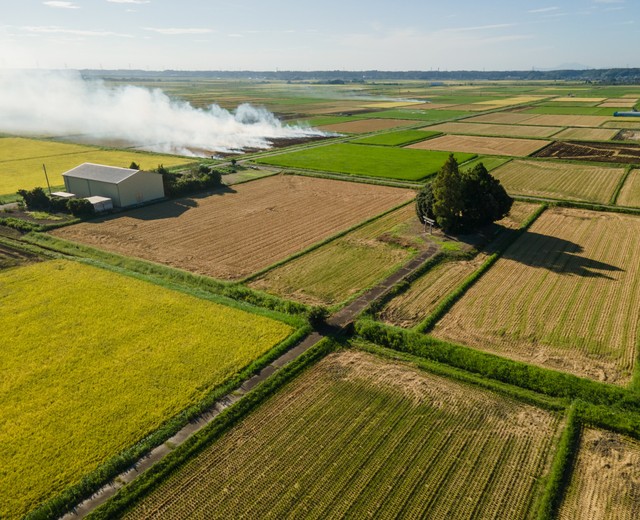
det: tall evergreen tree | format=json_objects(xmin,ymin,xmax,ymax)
[{"xmin": 430, "ymin": 154, "xmax": 465, "ymax": 232}]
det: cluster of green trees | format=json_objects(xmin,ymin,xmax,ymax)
[
  {"xmin": 17, "ymin": 187, "xmax": 95, "ymax": 217},
  {"xmin": 416, "ymin": 155, "xmax": 512, "ymax": 233},
  {"xmin": 160, "ymin": 164, "xmax": 223, "ymax": 197}
]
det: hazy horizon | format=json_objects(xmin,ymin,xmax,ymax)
[{"xmin": 1, "ymin": 1, "xmax": 638, "ymax": 71}]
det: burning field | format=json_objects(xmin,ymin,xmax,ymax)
[{"xmin": 533, "ymin": 140, "xmax": 640, "ymax": 164}]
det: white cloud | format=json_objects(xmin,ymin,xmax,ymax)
[
  {"xmin": 528, "ymin": 7, "xmax": 559, "ymax": 14},
  {"xmin": 43, "ymin": 1, "xmax": 80, "ymax": 8},
  {"xmin": 107, "ymin": 0, "xmax": 150, "ymax": 4},
  {"xmin": 23, "ymin": 26, "xmax": 133, "ymax": 38},
  {"xmin": 143, "ymin": 27, "xmax": 214, "ymax": 35}
]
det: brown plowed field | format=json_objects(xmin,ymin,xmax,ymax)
[
  {"xmin": 533, "ymin": 140, "xmax": 640, "ymax": 164},
  {"xmin": 318, "ymin": 118, "xmax": 417, "ymax": 133},
  {"xmin": 425, "ymin": 122, "xmax": 560, "ymax": 138},
  {"xmin": 51, "ymin": 175, "xmax": 415, "ymax": 280},
  {"xmin": 407, "ymin": 134, "xmax": 550, "ymax": 157},
  {"xmin": 433, "ymin": 207, "xmax": 640, "ymax": 385},
  {"xmin": 558, "ymin": 428, "xmax": 640, "ymax": 520}
]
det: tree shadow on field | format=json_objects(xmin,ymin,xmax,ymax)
[{"xmin": 501, "ymin": 231, "xmax": 624, "ymax": 280}]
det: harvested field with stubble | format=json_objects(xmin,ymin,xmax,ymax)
[
  {"xmin": 248, "ymin": 204, "xmax": 427, "ymax": 306},
  {"xmin": 525, "ymin": 114, "xmax": 611, "ymax": 127},
  {"xmin": 491, "ymin": 160, "xmax": 625, "ymax": 203},
  {"xmin": 433, "ymin": 207, "xmax": 640, "ymax": 385},
  {"xmin": 379, "ymin": 202, "xmax": 540, "ymax": 328},
  {"xmin": 424, "ymin": 122, "xmax": 560, "ymax": 138},
  {"xmin": 617, "ymin": 169, "xmax": 640, "ymax": 207},
  {"xmin": 558, "ymin": 428, "xmax": 640, "ymax": 520},
  {"xmin": 318, "ymin": 118, "xmax": 417, "ymax": 133},
  {"xmin": 464, "ymin": 112, "xmax": 539, "ymax": 125},
  {"xmin": 553, "ymin": 127, "xmax": 619, "ymax": 141},
  {"xmin": 51, "ymin": 175, "xmax": 415, "ymax": 280},
  {"xmin": 122, "ymin": 349, "xmax": 562, "ymax": 520},
  {"xmin": 407, "ymin": 134, "xmax": 550, "ymax": 157}
]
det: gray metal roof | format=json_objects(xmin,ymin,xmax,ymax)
[{"xmin": 62, "ymin": 163, "xmax": 138, "ymax": 184}]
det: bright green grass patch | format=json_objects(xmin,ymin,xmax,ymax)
[
  {"xmin": 121, "ymin": 349, "xmax": 561, "ymax": 520},
  {"xmin": 0, "ymin": 259, "xmax": 293, "ymax": 519},
  {"xmin": 354, "ymin": 109, "xmax": 470, "ymax": 122},
  {"xmin": 0, "ymin": 137, "xmax": 193, "ymax": 196},
  {"xmin": 525, "ymin": 106, "xmax": 619, "ymax": 116},
  {"xmin": 458, "ymin": 156, "xmax": 511, "ymax": 172},
  {"xmin": 249, "ymin": 204, "xmax": 425, "ymax": 306},
  {"xmin": 255, "ymin": 143, "xmax": 475, "ymax": 181},
  {"xmin": 352, "ymin": 130, "xmax": 439, "ymax": 146}
]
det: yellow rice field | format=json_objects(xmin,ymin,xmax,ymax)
[
  {"xmin": 0, "ymin": 259, "xmax": 292, "ymax": 519},
  {"xmin": 552, "ymin": 127, "xmax": 618, "ymax": 141},
  {"xmin": 0, "ymin": 137, "xmax": 192, "ymax": 195}
]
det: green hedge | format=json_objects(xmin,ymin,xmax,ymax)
[
  {"xmin": 86, "ymin": 337, "xmax": 337, "ymax": 520},
  {"xmin": 535, "ymin": 403, "xmax": 580, "ymax": 520},
  {"xmin": 354, "ymin": 320, "xmax": 640, "ymax": 416},
  {"xmin": 25, "ymin": 325, "xmax": 314, "ymax": 520},
  {"xmin": 23, "ymin": 233, "xmax": 309, "ymax": 317}
]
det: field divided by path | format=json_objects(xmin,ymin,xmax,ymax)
[
  {"xmin": 0, "ymin": 259, "xmax": 293, "ymax": 519},
  {"xmin": 379, "ymin": 203, "xmax": 540, "ymax": 328},
  {"xmin": 122, "ymin": 350, "xmax": 561, "ymax": 520},
  {"xmin": 248, "ymin": 204, "xmax": 426, "ymax": 306},
  {"xmin": 433, "ymin": 207, "xmax": 640, "ymax": 385},
  {"xmin": 558, "ymin": 428, "xmax": 640, "ymax": 520},
  {"xmin": 491, "ymin": 160, "xmax": 625, "ymax": 203},
  {"xmin": 425, "ymin": 121, "xmax": 561, "ymax": 138},
  {"xmin": 616, "ymin": 169, "xmax": 640, "ymax": 207},
  {"xmin": 52, "ymin": 175, "xmax": 415, "ymax": 280}
]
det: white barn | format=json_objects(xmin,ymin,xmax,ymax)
[{"xmin": 62, "ymin": 163, "xmax": 165, "ymax": 208}]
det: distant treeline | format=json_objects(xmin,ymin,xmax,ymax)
[{"xmin": 81, "ymin": 68, "xmax": 640, "ymax": 84}]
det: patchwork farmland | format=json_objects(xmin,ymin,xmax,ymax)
[
  {"xmin": 51, "ymin": 175, "xmax": 415, "ymax": 279},
  {"xmin": 5, "ymin": 78, "xmax": 640, "ymax": 520},
  {"xmin": 122, "ymin": 350, "xmax": 562, "ymax": 520}
]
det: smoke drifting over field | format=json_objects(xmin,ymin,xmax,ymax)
[{"xmin": 0, "ymin": 70, "xmax": 327, "ymax": 156}]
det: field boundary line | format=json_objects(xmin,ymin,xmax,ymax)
[
  {"xmin": 21, "ymin": 232, "xmax": 310, "ymax": 317},
  {"xmin": 239, "ymin": 198, "xmax": 416, "ymax": 285},
  {"xmin": 609, "ymin": 165, "xmax": 634, "ymax": 205},
  {"xmin": 65, "ymin": 337, "xmax": 337, "ymax": 520},
  {"xmin": 513, "ymin": 195, "xmax": 640, "ymax": 215},
  {"xmin": 535, "ymin": 403, "xmax": 580, "ymax": 520},
  {"xmin": 280, "ymin": 168, "xmax": 425, "ymax": 188}
]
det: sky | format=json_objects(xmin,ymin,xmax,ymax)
[{"xmin": 0, "ymin": 0, "xmax": 638, "ymax": 71}]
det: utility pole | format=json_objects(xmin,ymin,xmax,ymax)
[{"xmin": 42, "ymin": 164, "xmax": 52, "ymax": 195}]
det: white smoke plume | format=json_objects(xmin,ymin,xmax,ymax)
[{"xmin": 0, "ymin": 69, "xmax": 328, "ymax": 156}]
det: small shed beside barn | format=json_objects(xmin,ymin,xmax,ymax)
[{"xmin": 62, "ymin": 163, "xmax": 165, "ymax": 208}]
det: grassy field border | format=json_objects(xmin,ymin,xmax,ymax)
[
  {"xmin": 84, "ymin": 337, "xmax": 338, "ymax": 520},
  {"xmin": 240, "ymin": 198, "xmax": 416, "ymax": 284},
  {"xmin": 610, "ymin": 165, "xmax": 634, "ymax": 205},
  {"xmin": 22, "ymin": 233, "xmax": 311, "ymax": 317}
]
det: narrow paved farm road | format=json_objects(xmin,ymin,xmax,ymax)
[{"xmin": 62, "ymin": 242, "xmax": 439, "ymax": 519}]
